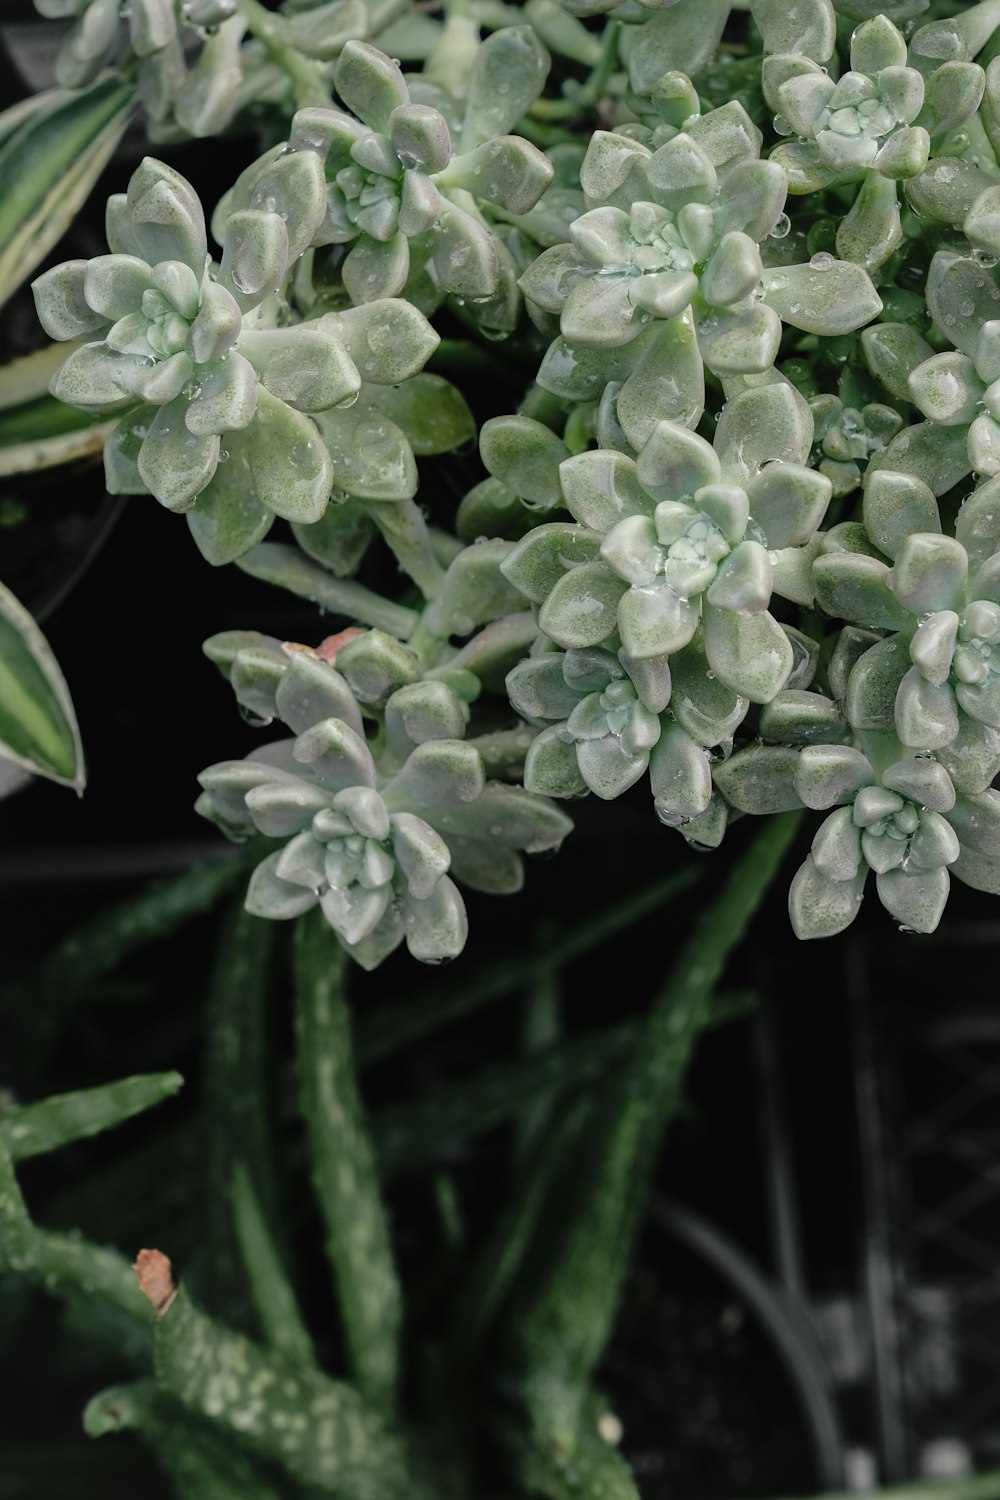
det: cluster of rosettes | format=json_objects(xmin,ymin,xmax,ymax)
[
  {"xmin": 520, "ymin": 93, "xmax": 884, "ymax": 450},
  {"xmin": 195, "ymin": 629, "xmax": 572, "ymax": 967},
  {"xmin": 36, "ymin": 0, "xmax": 1000, "ymax": 949},
  {"xmin": 473, "ymin": 5, "xmax": 1000, "ymax": 941},
  {"xmin": 491, "ymin": 383, "xmax": 829, "ymax": 844}
]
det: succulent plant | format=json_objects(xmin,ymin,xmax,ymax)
[
  {"xmin": 197, "ymin": 633, "xmax": 572, "ymax": 966},
  {"xmin": 26, "ymin": 0, "xmax": 1000, "ymax": 967},
  {"xmin": 261, "ymin": 35, "xmax": 555, "ymax": 306},
  {"xmin": 34, "ymin": 0, "xmax": 238, "ymax": 89},
  {"xmin": 502, "ymin": 383, "xmax": 830, "ymax": 705},
  {"xmin": 33, "ymin": 155, "xmax": 447, "ymax": 563},
  {"xmin": 771, "ymin": 16, "xmax": 928, "ymax": 184}
]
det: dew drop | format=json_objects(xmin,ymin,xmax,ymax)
[
  {"xmin": 239, "ymin": 704, "xmax": 273, "ymax": 728},
  {"xmin": 770, "ymin": 213, "xmax": 791, "ymax": 240}
]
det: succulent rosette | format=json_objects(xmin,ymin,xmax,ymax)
[
  {"xmin": 522, "ymin": 102, "xmax": 789, "ymax": 388},
  {"xmin": 908, "ymin": 308, "xmax": 1000, "ymax": 480},
  {"xmin": 521, "ymin": 94, "xmax": 884, "ymax": 415},
  {"xmin": 264, "ymin": 35, "xmax": 554, "ymax": 306},
  {"xmin": 810, "ymin": 466, "xmax": 1000, "ymax": 779},
  {"xmin": 196, "ymin": 635, "xmax": 573, "ymax": 968},
  {"xmin": 34, "ymin": 0, "xmax": 237, "ymax": 88},
  {"xmin": 33, "ymin": 155, "xmax": 446, "ymax": 565},
  {"xmin": 770, "ymin": 16, "xmax": 928, "ymax": 185},
  {"xmin": 808, "ymin": 394, "xmax": 905, "ymax": 497},
  {"xmin": 502, "ymin": 383, "xmax": 831, "ymax": 705},
  {"xmin": 788, "ymin": 748, "xmax": 970, "ymax": 938}
]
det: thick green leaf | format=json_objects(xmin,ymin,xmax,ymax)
[
  {"xmin": 0, "ymin": 78, "xmax": 133, "ymax": 309},
  {"xmin": 0, "ymin": 580, "xmax": 84, "ymax": 790}
]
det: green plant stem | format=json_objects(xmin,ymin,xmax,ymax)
[
  {"xmin": 515, "ymin": 951, "xmax": 562, "ymax": 1162},
  {"xmin": 236, "ymin": 542, "xmax": 419, "ymax": 639},
  {"xmin": 150, "ymin": 1283, "xmax": 419, "ymax": 1498},
  {"xmin": 0, "ymin": 1141, "xmax": 151, "ymax": 1362},
  {"xmin": 529, "ymin": 21, "xmax": 620, "ymax": 120},
  {"xmin": 84, "ymin": 1380, "xmax": 288, "ymax": 1500},
  {"xmin": 0, "ymin": 1072, "xmax": 182, "ymax": 1161},
  {"xmin": 368, "ymin": 498, "xmax": 446, "ymax": 600},
  {"xmin": 203, "ymin": 902, "xmax": 278, "ymax": 1233},
  {"xmin": 356, "ymin": 863, "xmax": 704, "ymax": 1065},
  {"xmin": 238, "ymin": 0, "xmax": 331, "ymax": 108},
  {"xmin": 202, "ymin": 902, "xmax": 310, "ymax": 1354},
  {"xmin": 293, "ymin": 911, "xmax": 402, "ymax": 1419},
  {"xmin": 450, "ymin": 1100, "xmax": 585, "ymax": 1363}
]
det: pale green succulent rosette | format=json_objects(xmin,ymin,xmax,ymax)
[
  {"xmin": 808, "ymin": 393, "xmax": 905, "ymax": 497},
  {"xmin": 196, "ymin": 641, "xmax": 572, "ymax": 967},
  {"xmin": 506, "ymin": 632, "xmax": 748, "ymax": 850},
  {"xmin": 765, "ymin": 15, "xmax": 962, "ymax": 272},
  {"xmin": 907, "ymin": 310, "xmax": 1000, "ymax": 482},
  {"xmin": 709, "ymin": 638, "xmax": 1000, "ymax": 936},
  {"xmin": 770, "ymin": 16, "xmax": 928, "ymax": 184},
  {"xmin": 812, "ymin": 467, "xmax": 1000, "ymax": 778},
  {"xmin": 262, "ymin": 34, "xmax": 554, "ymax": 309},
  {"xmin": 507, "ymin": 644, "xmax": 666, "ymax": 802},
  {"xmin": 522, "ymin": 102, "xmax": 789, "ymax": 392},
  {"xmin": 34, "ymin": 0, "xmax": 255, "ymax": 139},
  {"xmin": 502, "ymin": 384, "xmax": 830, "ymax": 703},
  {"xmin": 522, "ymin": 95, "xmax": 883, "ymax": 426},
  {"xmin": 33, "ymin": 155, "xmax": 448, "ymax": 565},
  {"xmin": 787, "ymin": 747, "xmax": 978, "ymax": 937}
]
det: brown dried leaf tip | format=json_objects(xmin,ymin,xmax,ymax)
[{"xmin": 133, "ymin": 1248, "xmax": 177, "ymax": 1315}]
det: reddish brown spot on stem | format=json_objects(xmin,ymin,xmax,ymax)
[
  {"xmin": 133, "ymin": 1248, "xmax": 177, "ymax": 1315},
  {"xmin": 282, "ymin": 628, "xmax": 365, "ymax": 665}
]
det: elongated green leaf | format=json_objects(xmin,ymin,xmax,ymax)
[
  {"xmin": 202, "ymin": 900, "xmax": 308, "ymax": 1350},
  {"xmin": 0, "ymin": 342, "xmax": 82, "ymax": 411},
  {"xmin": 0, "ymin": 580, "xmax": 84, "ymax": 789},
  {"xmin": 294, "ymin": 912, "xmax": 401, "ymax": 1416},
  {"xmin": 229, "ymin": 1162, "xmax": 315, "ymax": 1368},
  {"xmin": 0, "ymin": 1140, "xmax": 151, "ymax": 1359},
  {"xmin": 85, "ymin": 1380, "xmax": 290, "ymax": 1500},
  {"xmin": 0, "ymin": 1072, "xmax": 183, "ymax": 1162},
  {"xmin": 0, "ymin": 77, "xmax": 134, "ymax": 308},
  {"xmin": 0, "ymin": 88, "xmax": 64, "ymax": 155}
]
